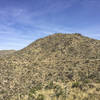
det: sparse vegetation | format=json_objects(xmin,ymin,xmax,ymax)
[{"xmin": 0, "ymin": 33, "xmax": 100, "ymax": 100}]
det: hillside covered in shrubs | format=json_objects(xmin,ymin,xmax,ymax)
[{"xmin": 0, "ymin": 33, "xmax": 100, "ymax": 100}]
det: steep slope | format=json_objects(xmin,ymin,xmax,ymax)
[{"xmin": 0, "ymin": 33, "xmax": 100, "ymax": 100}]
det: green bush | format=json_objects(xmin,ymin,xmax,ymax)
[{"xmin": 72, "ymin": 81, "xmax": 80, "ymax": 88}]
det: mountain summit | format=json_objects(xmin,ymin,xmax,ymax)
[{"xmin": 0, "ymin": 33, "xmax": 100, "ymax": 100}]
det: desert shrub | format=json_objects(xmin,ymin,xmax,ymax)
[
  {"xmin": 83, "ymin": 79, "xmax": 90, "ymax": 84},
  {"xmin": 74, "ymin": 33, "xmax": 82, "ymax": 36},
  {"xmin": 28, "ymin": 93, "xmax": 35, "ymax": 100},
  {"xmin": 85, "ymin": 60, "xmax": 89, "ymax": 63},
  {"xmin": 29, "ymin": 87, "xmax": 37, "ymax": 94},
  {"xmin": 35, "ymin": 83, "xmax": 43, "ymax": 90},
  {"xmin": 72, "ymin": 81, "xmax": 80, "ymax": 88},
  {"xmin": 88, "ymin": 73, "xmax": 96, "ymax": 79},
  {"xmin": 82, "ymin": 97, "xmax": 88, "ymax": 100},
  {"xmin": 29, "ymin": 84, "xmax": 43, "ymax": 97},
  {"xmin": 62, "ymin": 87, "xmax": 68, "ymax": 100},
  {"xmin": 28, "ymin": 87, "xmax": 36, "ymax": 100},
  {"xmin": 45, "ymin": 81, "xmax": 54, "ymax": 89},
  {"xmin": 53, "ymin": 84, "xmax": 61, "ymax": 89},
  {"xmin": 96, "ymin": 88, "xmax": 100, "ymax": 91},
  {"xmin": 54, "ymin": 86, "xmax": 68, "ymax": 100},
  {"xmin": 78, "ymin": 71, "xmax": 88, "ymax": 82},
  {"xmin": 54, "ymin": 85, "xmax": 63, "ymax": 99},
  {"xmin": 67, "ymin": 73, "xmax": 73, "ymax": 80},
  {"xmin": 88, "ymin": 84, "xmax": 94, "ymax": 88},
  {"xmin": 36, "ymin": 94, "xmax": 44, "ymax": 100}
]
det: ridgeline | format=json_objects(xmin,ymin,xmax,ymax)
[{"xmin": 0, "ymin": 33, "xmax": 100, "ymax": 100}]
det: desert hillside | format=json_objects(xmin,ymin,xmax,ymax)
[
  {"xmin": 0, "ymin": 33, "xmax": 100, "ymax": 100},
  {"xmin": 0, "ymin": 50, "xmax": 16, "ymax": 56}
]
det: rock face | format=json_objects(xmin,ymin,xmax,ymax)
[{"xmin": 0, "ymin": 33, "xmax": 100, "ymax": 100}]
